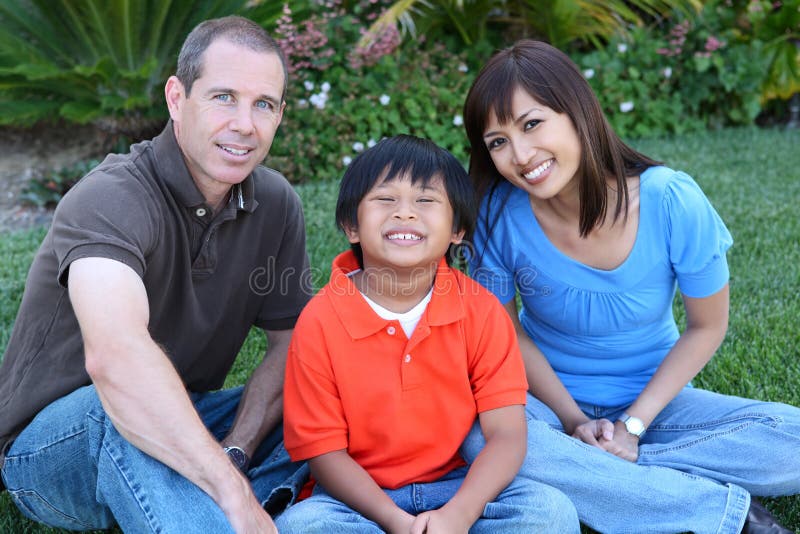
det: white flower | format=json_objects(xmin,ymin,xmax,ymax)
[
  {"xmin": 617, "ymin": 43, "xmax": 628, "ymax": 53},
  {"xmin": 583, "ymin": 68, "xmax": 595, "ymax": 79},
  {"xmin": 303, "ymin": 80, "xmax": 315, "ymax": 91},
  {"xmin": 452, "ymin": 114, "xmax": 464, "ymax": 127},
  {"xmin": 321, "ymin": 81, "xmax": 331, "ymax": 93},
  {"xmin": 352, "ymin": 141, "xmax": 365, "ymax": 152},
  {"xmin": 367, "ymin": 138, "xmax": 377, "ymax": 148},
  {"xmin": 379, "ymin": 94, "xmax": 390, "ymax": 106},
  {"xmin": 458, "ymin": 63, "xmax": 468, "ymax": 73},
  {"xmin": 309, "ymin": 93, "xmax": 328, "ymax": 109},
  {"xmin": 663, "ymin": 67, "xmax": 673, "ymax": 79},
  {"xmin": 342, "ymin": 156, "xmax": 353, "ymax": 166},
  {"xmin": 619, "ymin": 101, "xmax": 634, "ymax": 113},
  {"xmin": 297, "ymin": 98, "xmax": 309, "ymax": 109}
]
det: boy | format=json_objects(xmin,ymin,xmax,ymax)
[{"xmin": 277, "ymin": 135, "xmax": 569, "ymax": 533}]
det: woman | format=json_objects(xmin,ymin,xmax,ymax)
[{"xmin": 460, "ymin": 39, "xmax": 800, "ymax": 534}]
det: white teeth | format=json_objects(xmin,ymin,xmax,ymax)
[
  {"xmin": 387, "ymin": 233, "xmax": 422, "ymax": 241},
  {"xmin": 221, "ymin": 146, "xmax": 248, "ymax": 156},
  {"xmin": 524, "ymin": 159, "xmax": 553, "ymax": 180}
]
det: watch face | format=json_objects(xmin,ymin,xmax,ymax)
[
  {"xmin": 625, "ymin": 417, "xmax": 645, "ymax": 436},
  {"xmin": 225, "ymin": 446, "xmax": 248, "ymax": 470}
]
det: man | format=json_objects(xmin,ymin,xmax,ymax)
[{"xmin": 0, "ymin": 16, "xmax": 310, "ymax": 533}]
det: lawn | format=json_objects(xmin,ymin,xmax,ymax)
[{"xmin": 1, "ymin": 126, "xmax": 799, "ymax": 532}]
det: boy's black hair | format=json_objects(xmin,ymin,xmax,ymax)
[{"xmin": 335, "ymin": 134, "xmax": 477, "ymax": 269}]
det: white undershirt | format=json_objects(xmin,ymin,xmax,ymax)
[{"xmin": 348, "ymin": 270, "xmax": 433, "ymax": 338}]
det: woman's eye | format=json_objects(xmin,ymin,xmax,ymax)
[
  {"xmin": 524, "ymin": 119, "xmax": 541, "ymax": 131},
  {"xmin": 486, "ymin": 138, "xmax": 505, "ymax": 150}
]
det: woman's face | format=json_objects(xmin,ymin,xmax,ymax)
[{"xmin": 482, "ymin": 87, "xmax": 582, "ymax": 201}]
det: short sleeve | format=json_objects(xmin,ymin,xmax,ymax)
[
  {"xmin": 283, "ymin": 306, "xmax": 349, "ymax": 461},
  {"xmin": 468, "ymin": 188, "xmax": 517, "ymax": 305},
  {"xmin": 663, "ymin": 171, "xmax": 733, "ymax": 298},
  {"xmin": 467, "ymin": 290, "xmax": 528, "ymax": 413},
  {"xmin": 254, "ymin": 180, "xmax": 312, "ymax": 330},
  {"xmin": 52, "ymin": 164, "xmax": 159, "ymax": 287}
]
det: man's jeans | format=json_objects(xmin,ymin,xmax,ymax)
[
  {"xmin": 462, "ymin": 388, "xmax": 800, "ymax": 534},
  {"xmin": 275, "ymin": 464, "xmax": 580, "ymax": 533},
  {"xmin": 1, "ymin": 385, "xmax": 306, "ymax": 533}
]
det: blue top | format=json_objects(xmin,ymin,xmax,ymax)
[{"xmin": 469, "ymin": 166, "xmax": 733, "ymax": 407}]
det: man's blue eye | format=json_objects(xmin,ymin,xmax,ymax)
[{"xmin": 216, "ymin": 94, "xmax": 231, "ymax": 102}]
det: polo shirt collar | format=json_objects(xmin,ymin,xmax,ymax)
[
  {"xmin": 152, "ymin": 120, "xmax": 257, "ymax": 213},
  {"xmin": 326, "ymin": 251, "xmax": 465, "ymax": 339}
]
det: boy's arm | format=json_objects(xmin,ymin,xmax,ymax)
[
  {"xmin": 310, "ymin": 450, "xmax": 415, "ymax": 534},
  {"xmin": 411, "ymin": 404, "xmax": 526, "ymax": 534}
]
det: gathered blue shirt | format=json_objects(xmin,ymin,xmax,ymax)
[{"xmin": 469, "ymin": 166, "xmax": 733, "ymax": 407}]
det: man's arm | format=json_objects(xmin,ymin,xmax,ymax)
[
  {"xmin": 310, "ymin": 450, "xmax": 416, "ymax": 533},
  {"xmin": 221, "ymin": 328, "xmax": 293, "ymax": 460},
  {"xmin": 69, "ymin": 257, "xmax": 275, "ymax": 533},
  {"xmin": 411, "ymin": 405, "xmax": 527, "ymax": 534}
]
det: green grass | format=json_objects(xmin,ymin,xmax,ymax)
[{"xmin": 2, "ymin": 127, "xmax": 799, "ymax": 531}]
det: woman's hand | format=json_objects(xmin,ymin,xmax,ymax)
[
  {"xmin": 571, "ymin": 418, "xmax": 614, "ymax": 447},
  {"xmin": 598, "ymin": 421, "xmax": 640, "ymax": 462}
]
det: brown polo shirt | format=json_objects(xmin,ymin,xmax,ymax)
[{"xmin": 0, "ymin": 122, "xmax": 311, "ymax": 464}]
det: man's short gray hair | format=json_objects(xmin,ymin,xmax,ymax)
[{"xmin": 176, "ymin": 15, "xmax": 288, "ymax": 101}]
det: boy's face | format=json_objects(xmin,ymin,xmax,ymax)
[{"xmin": 345, "ymin": 173, "xmax": 465, "ymax": 271}]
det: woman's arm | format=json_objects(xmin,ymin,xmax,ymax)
[
  {"xmin": 503, "ymin": 299, "xmax": 601, "ymax": 435},
  {"xmin": 602, "ymin": 284, "xmax": 730, "ymax": 461},
  {"xmin": 310, "ymin": 450, "xmax": 415, "ymax": 534}
]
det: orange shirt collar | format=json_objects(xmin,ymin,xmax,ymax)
[{"xmin": 325, "ymin": 250, "xmax": 465, "ymax": 339}]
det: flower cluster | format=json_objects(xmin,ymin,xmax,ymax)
[
  {"xmin": 274, "ymin": 3, "xmax": 337, "ymax": 74},
  {"xmin": 349, "ymin": 22, "xmax": 402, "ymax": 69},
  {"xmin": 656, "ymin": 20, "xmax": 690, "ymax": 57}
]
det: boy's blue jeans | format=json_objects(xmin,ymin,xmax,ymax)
[
  {"xmin": 275, "ymin": 464, "xmax": 580, "ymax": 533},
  {"xmin": 1, "ymin": 384, "xmax": 307, "ymax": 532},
  {"xmin": 462, "ymin": 389, "xmax": 800, "ymax": 534}
]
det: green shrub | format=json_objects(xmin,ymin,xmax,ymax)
[
  {"xmin": 576, "ymin": 12, "xmax": 766, "ymax": 138},
  {"xmin": 266, "ymin": 0, "xmax": 480, "ymax": 182},
  {"xmin": 0, "ymin": 0, "xmax": 250, "ymax": 135}
]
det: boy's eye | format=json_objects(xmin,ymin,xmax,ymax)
[
  {"xmin": 377, "ymin": 197, "xmax": 394, "ymax": 202},
  {"xmin": 417, "ymin": 197, "xmax": 435, "ymax": 203}
]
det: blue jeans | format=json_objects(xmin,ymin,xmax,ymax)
[
  {"xmin": 275, "ymin": 464, "xmax": 579, "ymax": 533},
  {"xmin": 462, "ymin": 389, "xmax": 800, "ymax": 534},
  {"xmin": 1, "ymin": 385, "xmax": 307, "ymax": 532}
]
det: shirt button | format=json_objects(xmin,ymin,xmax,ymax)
[
  {"xmin": 195, "ymin": 208, "xmax": 207, "ymax": 217},
  {"xmin": 387, "ymin": 326, "xmax": 396, "ymax": 335},
  {"xmin": 404, "ymin": 354, "xmax": 412, "ymax": 363}
]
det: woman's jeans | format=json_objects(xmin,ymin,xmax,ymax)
[
  {"xmin": 1, "ymin": 384, "xmax": 307, "ymax": 533},
  {"xmin": 275, "ymin": 464, "xmax": 580, "ymax": 533},
  {"xmin": 461, "ymin": 388, "xmax": 800, "ymax": 534}
]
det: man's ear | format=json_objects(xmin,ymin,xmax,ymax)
[
  {"xmin": 343, "ymin": 224, "xmax": 360, "ymax": 244},
  {"xmin": 164, "ymin": 76, "xmax": 185, "ymax": 121}
]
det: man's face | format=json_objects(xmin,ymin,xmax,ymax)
[{"xmin": 165, "ymin": 38, "xmax": 285, "ymax": 200}]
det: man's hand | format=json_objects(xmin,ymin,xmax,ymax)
[
  {"xmin": 598, "ymin": 420, "xmax": 640, "ymax": 462},
  {"xmin": 571, "ymin": 418, "xmax": 614, "ymax": 448},
  {"xmin": 218, "ymin": 470, "xmax": 278, "ymax": 534}
]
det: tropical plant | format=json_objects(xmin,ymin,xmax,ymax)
[
  {"xmin": 0, "ymin": 0, "xmax": 250, "ymax": 135},
  {"xmin": 366, "ymin": 0, "xmax": 702, "ymax": 49}
]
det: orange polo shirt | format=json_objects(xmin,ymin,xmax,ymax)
[{"xmin": 283, "ymin": 250, "xmax": 527, "ymax": 489}]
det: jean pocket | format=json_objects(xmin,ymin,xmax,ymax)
[{"xmin": 8, "ymin": 488, "xmax": 95, "ymax": 530}]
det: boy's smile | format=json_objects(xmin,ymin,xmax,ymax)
[{"xmin": 345, "ymin": 173, "xmax": 464, "ymax": 273}]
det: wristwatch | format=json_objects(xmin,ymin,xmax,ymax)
[
  {"xmin": 224, "ymin": 446, "xmax": 250, "ymax": 472},
  {"xmin": 618, "ymin": 413, "xmax": 646, "ymax": 438}
]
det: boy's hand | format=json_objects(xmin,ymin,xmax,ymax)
[{"xmin": 410, "ymin": 507, "xmax": 471, "ymax": 534}]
